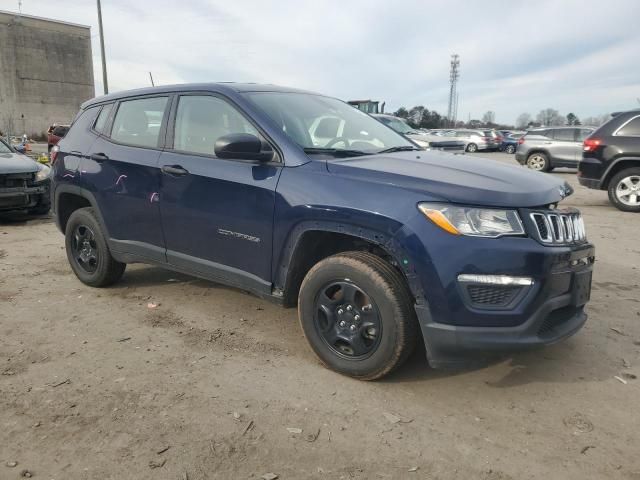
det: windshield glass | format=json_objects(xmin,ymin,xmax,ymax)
[
  {"xmin": 380, "ymin": 116, "xmax": 414, "ymax": 134},
  {"xmin": 0, "ymin": 139, "xmax": 13, "ymax": 154},
  {"xmin": 245, "ymin": 92, "xmax": 414, "ymax": 154}
]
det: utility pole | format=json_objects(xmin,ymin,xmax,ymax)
[
  {"xmin": 97, "ymin": 0, "xmax": 108, "ymax": 94},
  {"xmin": 447, "ymin": 54, "xmax": 460, "ymax": 128}
]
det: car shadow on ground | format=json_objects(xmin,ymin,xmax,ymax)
[{"xmin": 0, "ymin": 212, "xmax": 52, "ymax": 226}]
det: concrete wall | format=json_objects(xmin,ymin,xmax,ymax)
[{"xmin": 0, "ymin": 10, "xmax": 95, "ymax": 138}]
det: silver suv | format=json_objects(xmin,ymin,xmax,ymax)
[
  {"xmin": 451, "ymin": 130, "xmax": 500, "ymax": 152},
  {"xmin": 515, "ymin": 127, "xmax": 594, "ymax": 171}
]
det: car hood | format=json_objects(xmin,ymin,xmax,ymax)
[
  {"xmin": 0, "ymin": 152, "xmax": 40, "ymax": 174},
  {"xmin": 326, "ymin": 150, "xmax": 573, "ymax": 207}
]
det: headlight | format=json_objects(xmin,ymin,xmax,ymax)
[
  {"xmin": 35, "ymin": 164, "xmax": 51, "ymax": 182},
  {"xmin": 418, "ymin": 203, "xmax": 524, "ymax": 238}
]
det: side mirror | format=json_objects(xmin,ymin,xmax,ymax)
[{"xmin": 214, "ymin": 133, "xmax": 274, "ymax": 162}]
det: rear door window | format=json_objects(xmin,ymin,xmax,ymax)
[
  {"xmin": 550, "ymin": 129, "xmax": 575, "ymax": 141},
  {"xmin": 616, "ymin": 116, "xmax": 640, "ymax": 136},
  {"xmin": 111, "ymin": 96, "xmax": 169, "ymax": 148},
  {"xmin": 577, "ymin": 129, "xmax": 593, "ymax": 141}
]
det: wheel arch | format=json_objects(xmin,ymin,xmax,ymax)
[
  {"xmin": 54, "ymin": 185, "xmax": 109, "ymax": 237},
  {"xmin": 276, "ymin": 222, "xmax": 420, "ymax": 308},
  {"xmin": 601, "ymin": 158, "xmax": 640, "ymax": 189}
]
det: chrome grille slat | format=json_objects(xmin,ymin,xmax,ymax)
[{"xmin": 529, "ymin": 211, "xmax": 587, "ymax": 244}]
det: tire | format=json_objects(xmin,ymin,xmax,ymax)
[
  {"xmin": 526, "ymin": 152, "xmax": 550, "ymax": 172},
  {"xmin": 466, "ymin": 143, "xmax": 478, "ymax": 153},
  {"xmin": 65, "ymin": 207, "xmax": 126, "ymax": 287},
  {"xmin": 506, "ymin": 145, "xmax": 516, "ymax": 154},
  {"xmin": 298, "ymin": 251, "xmax": 418, "ymax": 380},
  {"xmin": 607, "ymin": 168, "xmax": 640, "ymax": 212}
]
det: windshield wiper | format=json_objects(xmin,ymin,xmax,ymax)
[
  {"xmin": 377, "ymin": 146, "xmax": 422, "ymax": 154},
  {"xmin": 303, "ymin": 147, "xmax": 372, "ymax": 157}
]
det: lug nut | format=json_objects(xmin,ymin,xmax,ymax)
[
  {"xmin": 339, "ymin": 321, "xmax": 346, "ymax": 328},
  {"xmin": 337, "ymin": 308, "xmax": 344, "ymax": 315},
  {"xmin": 346, "ymin": 305, "xmax": 353, "ymax": 312},
  {"xmin": 354, "ymin": 315, "xmax": 360, "ymax": 321},
  {"xmin": 349, "ymin": 325, "xmax": 357, "ymax": 332}
]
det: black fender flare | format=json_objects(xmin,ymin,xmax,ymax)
[
  {"xmin": 53, "ymin": 184, "xmax": 110, "ymax": 238},
  {"xmin": 274, "ymin": 220, "xmax": 423, "ymax": 306},
  {"xmin": 600, "ymin": 157, "xmax": 640, "ymax": 188}
]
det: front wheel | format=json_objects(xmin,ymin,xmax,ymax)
[
  {"xmin": 65, "ymin": 207, "xmax": 126, "ymax": 286},
  {"xmin": 466, "ymin": 143, "xmax": 478, "ymax": 153},
  {"xmin": 608, "ymin": 168, "xmax": 640, "ymax": 212},
  {"xmin": 506, "ymin": 145, "xmax": 516, "ymax": 154},
  {"xmin": 298, "ymin": 251, "xmax": 418, "ymax": 380}
]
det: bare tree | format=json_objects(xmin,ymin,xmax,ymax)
[
  {"xmin": 482, "ymin": 111, "xmax": 496, "ymax": 125},
  {"xmin": 0, "ymin": 112, "xmax": 16, "ymax": 139},
  {"xmin": 516, "ymin": 113, "xmax": 532, "ymax": 129},
  {"xmin": 536, "ymin": 108, "xmax": 564, "ymax": 126}
]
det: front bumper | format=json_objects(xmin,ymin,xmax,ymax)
[
  {"xmin": 393, "ymin": 215, "xmax": 595, "ymax": 369},
  {"xmin": 0, "ymin": 182, "xmax": 50, "ymax": 212}
]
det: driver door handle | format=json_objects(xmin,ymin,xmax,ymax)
[
  {"xmin": 90, "ymin": 152, "xmax": 109, "ymax": 162},
  {"xmin": 161, "ymin": 165, "xmax": 189, "ymax": 176}
]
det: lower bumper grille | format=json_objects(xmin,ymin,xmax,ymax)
[{"xmin": 466, "ymin": 285, "xmax": 522, "ymax": 307}]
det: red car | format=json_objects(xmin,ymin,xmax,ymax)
[{"xmin": 47, "ymin": 124, "xmax": 70, "ymax": 152}]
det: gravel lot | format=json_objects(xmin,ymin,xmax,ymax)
[{"xmin": 1, "ymin": 152, "xmax": 639, "ymax": 480}]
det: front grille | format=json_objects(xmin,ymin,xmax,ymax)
[
  {"xmin": 466, "ymin": 285, "xmax": 522, "ymax": 307},
  {"xmin": 0, "ymin": 173, "xmax": 30, "ymax": 189},
  {"xmin": 530, "ymin": 211, "xmax": 586, "ymax": 244}
]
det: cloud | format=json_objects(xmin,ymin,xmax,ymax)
[{"xmin": 4, "ymin": 0, "xmax": 640, "ymax": 124}]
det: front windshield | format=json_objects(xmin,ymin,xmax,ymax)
[
  {"xmin": 245, "ymin": 92, "xmax": 414, "ymax": 154},
  {"xmin": 381, "ymin": 116, "xmax": 414, "ymax": 135},
  {"xmin": 0, "ymin": 140, "xmax": 13, "ymax": 154}
]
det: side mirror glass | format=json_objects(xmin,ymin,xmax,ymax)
[{"xmin": 214, "ymin": 133, "xmax": 273, "ymax": 162}]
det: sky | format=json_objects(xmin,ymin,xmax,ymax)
[{"xmin": 2, "ymin": 0, "xmax": 639, "ymax": 125}]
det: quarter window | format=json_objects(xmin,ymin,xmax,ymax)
[
  {"xmin": 617, "ymin": 116, "xmax": 640, "ymax": 136},
  {"xmin": 94, "ymin": 103, "xmax": 113, "ymax": 134},
  {"xmin": 173, "ymin": 95, "xmax": 260, "ymax": 156},
  {"xmin": 111, "ymin": 97, "xmax": 168, "ymax": 148}
]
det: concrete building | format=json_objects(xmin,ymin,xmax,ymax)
[{"xmin": 0, "ymin": 10, "xmax": 95, "ymax": 138}]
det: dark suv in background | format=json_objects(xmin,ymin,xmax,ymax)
[
  {"xmin": 578, "ymin": 109, "xmax": 640, "ymax": 212},
  {"xmin": 51, "ymin": 83, "xmax": 594, "ymax": 380},
  {"xmin": 516, "ymin": 127, "xmax": 594, "ymax": 171}
]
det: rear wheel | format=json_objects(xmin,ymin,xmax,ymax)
[
  {"xmin": 65, "ymin": 207, "xmax": 126, "ymax": 286},
  {"xmin": 608, "ymin": 168, "xmax": 640, "ymax": 212},
  {"xmin": 466, "ymin": 143, "xmax": 478, "ymax": 153},
  {"xmin": 298, "ymin": 251, "xmax": 418, "ymax": 380},
  {"xmin": 505, "ymin": 145, "xmax": 516, "ymax": 154},
  {"xmin": 526, "ymin": 152, "xmax": 550, "ymax": 171}
]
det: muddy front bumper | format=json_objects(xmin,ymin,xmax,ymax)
[{"xmin": 0, "ymin": 177, "xmax": 50, "ymax": 212}]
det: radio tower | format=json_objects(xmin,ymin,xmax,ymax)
[{"xmin": 447, "ymin": 54, "xmax": 460, "ymax": 127}]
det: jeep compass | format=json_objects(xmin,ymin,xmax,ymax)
[{"xmin": 51, "ymin": 84, "xmax": 595, "ymax": 379}]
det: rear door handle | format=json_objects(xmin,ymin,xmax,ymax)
[
  {"xmin": 161, "ymin": 165, "xmax": 189, "ymax": 176},
  {"xmin": 90, "ymin": 152, "xmax": 109, "ymax": 162}
]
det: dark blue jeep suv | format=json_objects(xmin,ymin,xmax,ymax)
[{"xmin": 51, "ymin": 83, "xmax": 595, "ymax": 379}]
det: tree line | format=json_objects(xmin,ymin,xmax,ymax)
[{"xmin": 391, "ymin": 105, "xmax": 611, "ymax": 130}]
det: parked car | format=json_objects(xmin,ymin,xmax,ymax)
[
  {"xmin": 500, "ymin": 133, "xmax": 524, "ymax": 154},
  {"xmin": 51, "ymin": 83, "xmax": 594, "ymax": 380},
  {"xmin": 372, "ymin": 114, "xmax": 464, "ymax": 150},
  {"xmin": 47, "ymin": 124, "xmax": 70, "ymax": 152},
  {"xmin": 515, "ymin": 127, "xmax": 594, "ymax": 171},
  {"xmin": 0, "ymin": 137, "xmax": 51, "ymax": 215},
  {"xmin": 578, "ymin": 109, "xmax": 640, "ymax": 212},
  {"xmin": 445, "ymin": 130, "xmax": 500, "ymax": 152}
]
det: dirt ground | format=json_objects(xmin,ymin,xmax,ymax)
[{"xmin": 1, "ymin": 152, "xmax": 639, "ymax": 480}]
